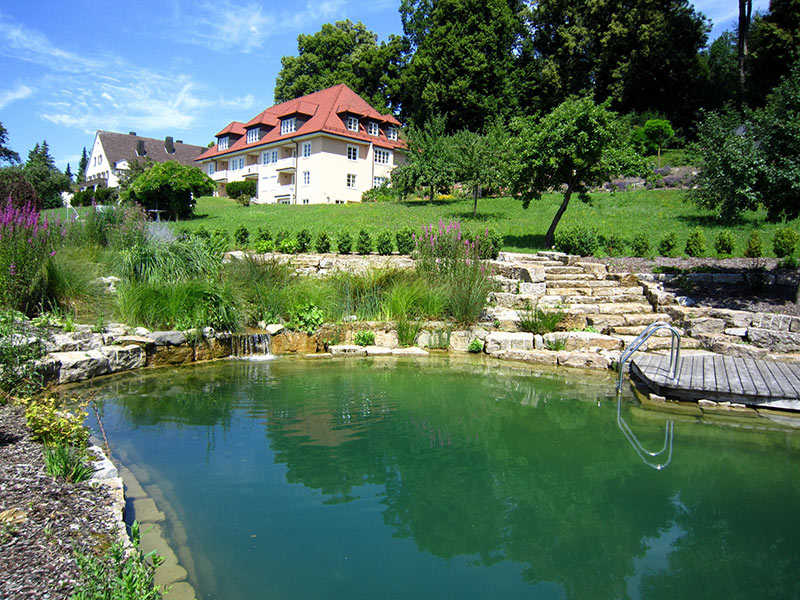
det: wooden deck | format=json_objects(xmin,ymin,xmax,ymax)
[{"xmin": 630, "ymin": 353, "xmax": 800, "ymax": 410}]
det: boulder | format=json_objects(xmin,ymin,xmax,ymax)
[
  {"xmin": 194, "ymin": 338, "xmax": 231, "ymax": 361},
  {"xmin": 494, "ymin": 349, "xmax": 557, "ymax": 366},
  {"xmin": 114, "ymin": 335, "xmax": 155, "ymax": 351},
  {"xmin": 265, "ymin": 324, "xmax": 284, "ymax": 336},
  {"xmin": 150, "ymin": 331, "xmax": 187, "ymax": 346},
  {"xmin": 556, "ymin": 351, "xmax": 612, "ymax": 370},
  {"xmin": 270, "ymin": 331, "xmax": 318, "ymax": 354},
  {"xmin": 100, "ymin": 344, "xmax": 146, "ymax": 372},
  {"xmin": 543, "ymin": 331, "xmax": 622, "ymax": 351},
  {"xmin": 687, "ymin": 318, "xmax": 726, "ymax": 337},
  {"xmin": 51, "ymin": 350, "xmax": 111, "ymax": 383},
  {"xmin": 746, "ymin": 328, "xmax": 800, "ymax": 353},
  {"xmin": 148, "ymin": 345, "xmax": 194, "ymax": 366},
  {"xmin": 364, "ymin": 346, "xmax": 392, "ymax": 356},
  {"xmin": 392, "ymin": 347, "xmax": 429, "ymax": 356},
  {"xmin": 88, "ymin": 446, "xmax": 119, "ymax": 480},
  {"xmin": 518, "ymin": 282, "xmax": 547, "ymax": 296},
  {"xmin": 484, "ymin": 332, "xmax": 534, "ymax": 354}
]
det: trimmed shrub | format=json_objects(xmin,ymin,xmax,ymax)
[
  {"xmin": 226, "ymin": 180, "xmax": 257, "ymax": 203},
  {"xmin": 337, "ymin": 231, "xmax": 353, "ymax": 254},
  {"xmin": 254, "ymin": 239, "xmax": 274, "ymax": 253},
  {"xmin": 714, "ymin": 230, "xmax": 735, "ymax": 257},
  {"xmin": 277, "ymin": 236, "xmax": 298, "ymax": 254},
  {"xmin": 24, "ymin": 396, "xmax": 88, "ymax": 446},
  {"xmin": 234, "ymin": 225, "xmax": 249, "ymax": 248},
  {"xmin": 744, "ymin": 231, "xmax": 763, "ymax": 258},
  {"xmin": 658, "ymin": 232, "xmax": 679, "ymax": 257},
  {"xmin": 685, "ymin": 228, "xmax": 707, "ymax": 257},
  {"xmin": 630, "ymin": 233, "xmax": 651, "ymax": 257},
  {"xmin": 315, "ymin": 231, "xmax": 331, "ymax": 253},
  {"xmin": 375, "ymin": 231, "xmax": 393, "ymax": 255},
  {"xmin": 396, "ymin": 227, "xmax": 414, "ymax": 255},
  {"xmin": 600, "ymin": 232, "xmax": 626, "ymax": 257},
  {"xmin": 356, "ymin": 229, "xmax": 372, "ymax": 255},
  {"xmin": 554, "ymin": 225, "xmax": 599, "ymax": 256},
  {"xmin": 255, "ymin": 227, "xmax": 271, "ymax": 244},
  {"xmin": 773, "ymin": 227, "xmax": 799, "ymax": 258},
  {"xmin": 296, "ymin": 228, "xmax": 312, "ymax": 253},
  {"xmin": 275, "ymin": 229, "xmax": 290, "ymax": 244}
]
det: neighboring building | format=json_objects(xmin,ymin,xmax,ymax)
[
  {"xmin": 195, "ymin": 84, "xmax": 406, "ymax": 205},
  {"xmin": 82, "ymin": 131, "xmax": 206, "ymax": 189}
]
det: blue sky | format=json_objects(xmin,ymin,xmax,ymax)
[{"xmin": 0, "ymin": 0, "xmax": 768, "ymax": 172}]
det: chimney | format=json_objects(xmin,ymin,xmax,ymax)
[
  {"xmin": 165, "ymin": 136, "xmax": 175, "ymax": 154},
  {"xmin": 136, "ymin": 140, "xmax": 146, "ymax": 156},
  {"xmin": 129, "ymin": 131, "xmax": 137, "ymax": 136},
  {"xmin": 175, "ymin": 140, "xmax": 183, "ymax": 144}
]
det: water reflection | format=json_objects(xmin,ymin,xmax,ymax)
[
  {"xmin": 617, "ymin": 393, "xmax": 674, "ymax": 470},
  {"xmin": 83, "ymin": 359, "xmax": 800, "ymax": 600}
]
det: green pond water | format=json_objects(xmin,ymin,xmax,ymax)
[{"xmin": 79, "ymin": 357, "xmax": 800, "ymax": 600}]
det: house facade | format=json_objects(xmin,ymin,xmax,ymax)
[
  {"xmin": 195, "ymin": 84, "xmax": 406, "ymax": 205},
  {"xmin": 82, "ymin": 131, "xmax": 206, "ymax": 189}
]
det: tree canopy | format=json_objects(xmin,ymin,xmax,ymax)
[
  {"xmin": 23, "ymin": 141, "xmax": 70, "ymax": 209},
  {"xmin": 0, "ymin": 122, "xmax": 20, "ymax": 165},
  {"xmin": 122, "ymin": 161, "xmax": 214, "ymax": 220},
  {"xmin": 274, "ymin": 20, "xmax": 407, "ymax": 113}
]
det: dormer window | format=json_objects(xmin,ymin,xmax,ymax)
[
  {"xmin": 246, "ymin": 128, "xmax": 260, "ymax": 144},
  {"xmin": 386, "ymin": 127, "xmax": 398, "ymax": 141},
  {"xmin": 367, "ymin": 121, "xmax": 379, "ymax": 136},
  {"xmin": 281, "ymin": 117, "xmax": 296, "ymax": 135},
  {"xmin": 346, "ymin": 116, "xmax": 359, "ymax": 132},
  {"xmin": 218, "ymin": 136, "xmax": 229, "ymax": 151}
]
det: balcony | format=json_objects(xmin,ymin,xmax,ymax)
[
  {"xmin": 274, "ymin": 156, "xmax": 296, "ymax": 171},
  {"xmin": 243, "ymin": 164, "xmax": 261, "ymax": 178},
  {"xmin": 210, "ymin": 170, "xmax": 227, "ymax": 182}
]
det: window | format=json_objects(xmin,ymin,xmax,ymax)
[
  {"xmin": 367, "ymin": 121, "xmax": 379, "ymax": 136},
  {"xmin": 98, "ymin": 155, "xmax": 103, "ymax": 164},
  {"xmin": 346, "ymin": 145, "xmax": 358, "ymax": 161},
  {"xmin": 218, "ymin": 136, "xmax": 229, "ymax": 150},
  {"xmin": 229, "ymin": 157, "xmax": 244, "ymax": 170},
  {"xmin": 239, "ymin": 157, "xmax": 245, "ymax": 170},
  {"xmin": 386, "ymin": 127, "xmax": 398, "ymax": 141},
  {"xmin": 374, "ymin": 149, "xmax": 390, "ymax": 165},
  {"xmin": 346, "ymin": 116, "xmax": 359, "ymax": 132},
  {"xmin": 302, "ymin": 198, "xmax": 309, "ymax": 205},
  {"xmin": 229, "ymin": 159, "xmax": 236, "ymax": 171},
  {"xmin": 279, "ymin": 198, "xmax": 291, "ymax": 205},
  {"xmin": 207, "ymin": 163, "xmax": 215, "ymax": 175},
  {"xmin": 246, "ymin": 128, "xmax": 260, "ymax": 144},
  {"xmin": 262, "ymin": 151, "xmax": 271, "ymax": 164},
  {"xmin": 302, "ymin": 171, "xmax": 310, "ymax": 185},
  {"xmin": 271, "ymin": 150, "xmax": 278, "ymax": 163},
  {"xmin": 373, "ymin": 176, "xmax": 387, "ymax": 188},
  {"xmin": 335, "ymin": 199, "xmax": 345, "ymax": 204},
  {"xmin": 281, "ymin": 117, "xmax": 296, "ymax": 135},
  {"xmin": 346, "ymin": 173, "xmax": 357, "ymax": 189},
  {"xmin": 302, "ymin": 142, "xmax": 311, "ymax": 157}
]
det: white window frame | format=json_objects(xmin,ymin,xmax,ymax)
[
  {"xmin": 208, "ymin": 163, "xmax": 215, "ymax": 175},
  {"xmin": 346, "ymin": 144, "xmax": 358, "ymax": 161},
  {"xmin": 280, "ymin": 117, "xmax": 296, "ymax": 135},
  {"xmin": 346, "ymin": 116, "xmax": 359, "ymax": 132},
  {"xmin": 374, "ymin": 149, "xmax": 390, "ymax": 165},
  {"xmin": 367, "ymin": 121, "xmax": 379, "ymax": 136},
  {"xmin": 271, "ymin": 150, "xmax": 278, "ymax": 162},
  {"xmin": 386, "ymin": 127, "xmax": 398, "ymax": 141},
  {"xmin": 229, "ymin": 159, "xmax": 236, "ymax": 171},
  {"xmin": 218, "ymin": 136, "xmax": 229, "ymax": 150},
  {"xmin": 346, "ymin": 173, "xmax": 357, "ymax": 189},
  {"xmin": 373, "ymin": 176, "xmax": 387, "ymax": 188},
  {"xmin": 302, "ymin": 142, "xmax": 312, "ymax": 158},
  {"xmin": 303, "ymin": 171, "xmax": 310, "ymax": 185},
  {"xmin": 262, "ymin": 151, "xmax": 271, "ymax": 164},
  {"xmin": 246, "ymin": 128, "xmax": 259, "ymax": 144}
]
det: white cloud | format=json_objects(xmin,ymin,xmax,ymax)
[
  {"xmin": 0, "ymin": 12, "xmax": 242, "ymax": 135},
  {"xmin": 0, "ymin": 83, "xmax": 33, "ymax": 109}
]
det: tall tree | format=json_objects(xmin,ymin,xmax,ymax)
[
  {"xmin": 274, "ymin": 20, "xmax": 408, "ymax": 113},
  {"xmin": 700, "ymin": 31, "xmax": 740, "ymax": 110},
  {"xmin": 738, "ymin": 0, "xmax": 754, "ymax": 104},
  {"xmin": 64, "ymin": 163, "xmax": 73, "ymax": 183},
  {"xmin": 519, "ymin": 0, "xmax": 709, "ymax": 128},
  {"xmin": 748, "ymin": 0, "xmax": 800, "ymax": 103},
  {"xmin": 450, "ymin": 124, "xmax": 507, "ymax": 216},
  {"xmin": 504, "ymin": 97, "xmax": 646, "ymax": 247},
  {"xmin": 391, "ymin": 116, "xmax": 457, "ymax": 201},
  {"xmin": 23, "ymin": 141, "xmax": 70, "ymax": 209},
  {"xmin": 77, "ymin": 147, "xmax": 88, "ymax": 183},
  {"xmin": 398, "ymin": 0, "xmax": 523, "ymax": 131},
  {"xmin": 0, "ymin": 122, "xmax": 20, "ymax": 165}
]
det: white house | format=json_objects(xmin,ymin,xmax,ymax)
[
  {"xmin": 194, "ymin": 84, "xmax": 407, "ymax": 205},
  {"xmin": 82, "ymin": 131, "xmax": 206, "ymax": 190}
]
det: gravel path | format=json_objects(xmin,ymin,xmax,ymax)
[{"xmin": 0, "ymin": 404, "xmax": 117, "ymax": 600}]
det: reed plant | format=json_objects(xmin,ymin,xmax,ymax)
[
  {"xmin": 115, "ymin": 237, "xmax": 222, "ymax": 284},
  {"xmin": 43, "ymin": 443, "xmax": 92, "ymax": 483},
  {"xmin": 517, "ymin": 303, "xmax": 565, "ymax": 334}
]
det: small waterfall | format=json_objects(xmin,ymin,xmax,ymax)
[{"xmin": 231, "ymin": 332, "xmax": 273, "ymax": 360}]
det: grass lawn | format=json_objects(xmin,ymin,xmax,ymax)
[{"xmin": 167, "ymin": 190, "xmax": 797, "ymax": 256}]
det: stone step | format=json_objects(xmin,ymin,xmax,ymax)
[
  {"xmin": 543, "ymin": 266, "xmax": 585, "ymax": 275},
  {"xmin": 562, "ymin": 302, "xmax": 655, "ymax": 315},
  {"xmin": 560, "ymin": 293, "xmax": 646, "ymax": 304},
  {"xmin": 609, "ymin": 325, "xmax": 683, "ymax": 337},
  {"xmin": 545, "ymin": 273, "xmax": 595, "ymax": 281},
  {"xmin": 616, "ymin": 335, "xmax": 703, "ymax": 350},
  {"xmin": 546, "ymin": 279, "xmax": 616, "ymax": 289},
  {"xmin": 492, "ymin": 275, "xmax": 519, "ymax": 294},
  {"xmin": 585, "ymin": 313, "xmax": 671, "ymax": 330}
]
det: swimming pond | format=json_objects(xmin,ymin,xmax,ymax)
[{"xmin": 80, "ymin": 357, "xmax": 800, "ymax": 599}]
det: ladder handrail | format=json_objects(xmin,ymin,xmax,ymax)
[{"xmin": 617, "ymin": 321, "xmax": 682, "ymax": 393}]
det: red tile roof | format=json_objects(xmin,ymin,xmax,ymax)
[{"xmin": 196, "ymin": 84, "xmax": 405, "ymax": 162}]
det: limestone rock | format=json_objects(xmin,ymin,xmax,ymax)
[
  {"xmin": 392, "ymin": 347, "xmax": 429, "ymax": 356},
  {"xmin": 329, "ymin": 344, "xmax": 367, "ymax": 356},
  {"xmin": 747, "ymin": 328, "xmax": 800, "ymax": 353},
  {"xmin": 687, "ymin": 317, "xmax": 726, "ymax": 337},
  {"xmin": 148, "ymin": 345, "xmax": 194, "ymax": 366},
  {"xmin": 265, "ymin": 323, "xmax": 284, "ymax": 336},
  {"xmin": 150, "ymin": 330, "xmax": 187, "ymax": 346},
  {"xmin": 518, "ymin": 282, "xmax": 547, "ymax": 296},
  {"xmin": 271, "ymin": 331, "xmax": 318, "ymax": 354},
  {"xmin": 485, "ymin": 332, "xmax": 534, "ymax": 354},
  {"xmin": 364, "ymin": 346, "xmax": 392, "ymax": 356},
  {"xmin": 88, "ymin": 446, "xmax": 119, "ymax": 480},
  {"xmin": 556, "ymin": 351, "xmax": 612, "ymax": 370},
  {"xmin": 193, "ymin": 337, "xmax": 231, "ymax": 361},
  {"xmin": 134, "ymin": 327, "xmax": 151, "ymax": 336},
  {"xmin": 543, "ymin": 331, "xmax": 622, "ymax": 351},
  {"xmin": 494, "ymin": 349, "xmax": 557, "ymax": 365},
  {"xmin": 51, "ymin": 350, "xmax": 111, "ymax": 383},
  {"xmin": 100, "ymin": 344, "xmax": 146, "ymax": 372}
]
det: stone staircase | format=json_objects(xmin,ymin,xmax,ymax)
[{"xmin": 486, "ymin": 251, "xmax": 703, "ymax": 353}]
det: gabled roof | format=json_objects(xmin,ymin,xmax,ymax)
[
  {"xmin": 215, "ymin": 122, "xmax": 246, "ymax": 137},
  {"xmin": 196, "ymin": 84, "xmax": 406, "ymax": 162},
  {"xmin": 96, "ymin": 131, "xmax": 206, "ymax": 168}
]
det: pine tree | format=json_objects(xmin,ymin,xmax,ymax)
[
  {"xmin": 65, "ymin": 163, "xmax": 73, "ymax": 182},
  {"xmin": 77, "ymin": 147, "xmax": 88, "ymax": 183}
]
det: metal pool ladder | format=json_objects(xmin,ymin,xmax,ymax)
[
  {"xmin": 616, "ymin": 321, "xmax": 682, "ymax": 393},
  {"xmin": 615, "ymin": 321, "xmax": 681, "ymax": 471}
]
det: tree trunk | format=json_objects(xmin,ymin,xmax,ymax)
[
  {"xmin": 472, "ymin": 185, "xmax": 479, "ymax": 216},
  {"xmin": 544, "ymin": 183, "xmax": 574, "ymax": 248},
  {"xmin": 738, "ymin": 0, "xmax": 753, "ymax": 105},
  {"xmin": 657, "ymin": 146, "xmax": 661, "ymax": 169},
  {"xmin": 429, "ymin": 184, "xmax": 435, "ymax": 202}
]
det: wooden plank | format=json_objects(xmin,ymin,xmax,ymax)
[
  {"xmin": 771, "ymin": 361, "xmax": 800, "ymax": 397},
  {"xmin": 740, "ymin": 358, "xmax": 768, "ymax": 398},
  {"xmin": 712, "ymin": 355, "xmax": 728, "ymax": 394},
  {"xmin": 722, "ymin": 356, "xmax": 745, "ymax": 396},
  {"xmin": 688, "ymin": 355, "xmax": 703, "ymax": 392},
  {"xmin": 753, "ymin": 359, "xmax": 784, "ymax": 398},
  {"xmin": 702, "ymin": 356, "xmax": 717, "ymax": 396},
  {"xmin": 675, "ymin": 354, "xmax": 691, "ymax": 390},
  {"xmin": 761, "ymin": 359, "xmax": 796, "ymax": 398},
  {"xmin": 730, "ymin": 357, "xmax": 757, "ymax": 395}
]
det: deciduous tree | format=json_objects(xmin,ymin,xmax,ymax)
[
  {"xmin": 391, "ymin": 116, "xmax": 457, "ymax": 202},
  {"xmin": 122, "ymin": 161, "xmax": 214, "ymax": 220},
  {"xmin": 0, "ymin": 122, "xmax": 20, "ymax": 165},
  {"xmin": 642, "ymin": 119, "xmax": 675, "ymax": 167},
  {"xmin": 23, "ymin": 141, "xmax": 70, "ymax": 209}
]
